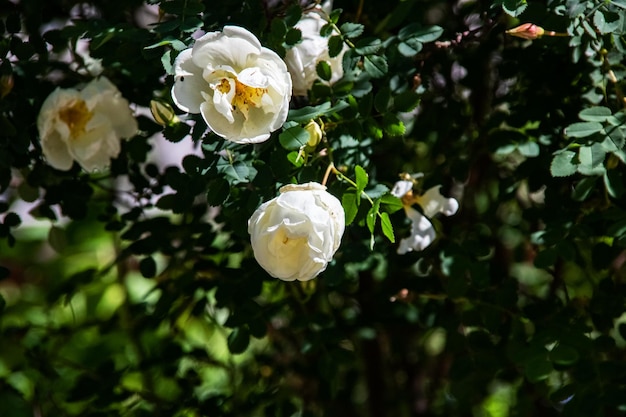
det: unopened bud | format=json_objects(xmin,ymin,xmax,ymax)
[
  {"xmin": 150, "ymin": 99, "xmax": 179, "ymax": 126},
  {"xmin": 506, "ymin": 23, "xmax": 545, "ymax": 40},
  {"xmin": 0, "ymin": 74, "xmax": 14, "ymax": 99},
  {"xmin": 304, "ymin": 120, "xmax": 323, "ymax": 147}
]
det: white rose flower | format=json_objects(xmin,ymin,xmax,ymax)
[
  {"xmin": 37, "ymin": 76, "xmax": 138, "ymax": 171},
  {"xmin": 391, "ymin": 180, "xmax": 459, "ymax": 254},
  {"xmin": 248, "ymin": 182, "xmax": 345, "ymax": 281},
  {"xmin": 171, "ymin": 26, "xmax": 292, "ymax": 144},
  {"xmin": 284, "ymin": 7, "xmax": 347, "ymax": 96}
]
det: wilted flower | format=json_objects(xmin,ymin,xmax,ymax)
[
  {"xmin": 171, "ymin": 25, "xmax": 292, "ymax": 144},
  {"xmin": 284, "ymin": 7, "xmax": 347, "ymax": 96},
  {"xmin": 391, "ymin": 178, "xmax": 458, "ymax": 254},
  {"xmin": 37, "ymin": 76, "xmax": 137, "ymax": 171},
  {"xmin": 248, "ymin": 182, "xmax": 345, "ymax": 281}
]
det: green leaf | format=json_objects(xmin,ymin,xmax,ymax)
[
  {"xmin": 502, "ymin": 0, "xmax": 528, "ymax": 17},
  {"xmin": 549, "ymin": 345, "xmax": 580, "ymax": 366},
  {"xmin": 604, "ymin": 169, "xmax": 625, "ymax": 198},
  {"xmin": 383, "ymin": 113, "xmax": 405, "ymax": 136},
  {"xmin": 524, "ymin": 357, "xmax": 552, "ymax": 382},
  {"xmin": 0, "ymin": 266, "xmax": 9, "ymax": 281},
  {"xmin": 329, "ymin": 8, "xmax": 342, "ymax": 24},
  {"xmin": 551, "ymin": 150, "xmax": 578, "ymax": 177},
  {"xmin": 363, "ymin": 55, "xmax": 388, "ymax": 78},
  {"xmin": 380, "ymin": 193, "xmax": 403, "ymax": 213},
  {"xmin": 341, "ymin": 191, "xmax": 358, "ymax": 225},
  {"xmin": 593, "ymin": 10, "xmax": 623, "ymax": 34},
  {"xmin": 564, "ymin": 122, "xmax": 603, "ymax": 138},
  {"xmin": 397, "ymin": 40, "xmax": 422, "ymax": 57},
  {"xmin": 284, "ymin": 4, "xmax": 302, "ymax": 27},
  {"xmin": 207, "ymin": 177, "xmax": 230, "ymax": 206},
  {"xmin": 284, "ymin": 27, "xmax": 302, "ymax": 46},
  {"xmin": 139, "ymin": 256, "xmax": 157, "ymax": 278},
  {"xmin": 577, "ymin": 144, "xmax": 605, "ymax": 176},
  {"xmin": 354, "ymin": 37, "xmax": 382, "ymax": 55},
  {"xmin": 279, "ymin": 125, "xmax": 309, "ymax": 150},
  {"xmin": 578, "ymin": 106, "xmax": 612, "ymax": 122},
  {"xmin": 411, "ymin": 25, "xmax": 444, "ymax": 43},
  {"xmin": 316, "ymin": 60, "xmax": 332, "ymax": 81},
  {"xmin": 374, "ymin": 86, "xmax": 391, "ymax": 113},
  {"xmin": 288, "ymin": 101, "xmax": 349, "ymax": 123},
  {"xmin": 393, "ymin": 90, "xmax": 421, "ymax": 112},
  {"xmin": 227, "ymin": 327, "xmax": 250, "ymax": 354},
  {"xmin": 366, "ymin": 206, "xmax": 377, "ymax": 234},
  {"xmin": 517, "ymin": 142, "xmax": 540, "ymax": 157},
  {"xmin": 355, "ymin": 165, "xmax": 369, "ymax": 194},
  {"xmin": 380, "ymin": 212, "xmax": 395, "ymax": 243},
  {"xmin": 572, "ymin": 176, "xmax": 598, "ymax": 201},
  {"xmin": 340, "ymin": 22, "xmax": 364, "ymax": 38},
  {"xmin": 328, "ymin": 35, "xmax": 344, "ymax": 58},
  {"xmin": 222, "ymin": 161, "xmax": 253, "ymax": 184}
]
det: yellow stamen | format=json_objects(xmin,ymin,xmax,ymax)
[
  {"xmin": 232, "ymin": 79, "xmax": 266, "ymax": 119},
  {"xmin": 59, "ymin": 99, "xmax": 92, "ymax": 139}
]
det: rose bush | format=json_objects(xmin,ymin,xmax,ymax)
[
  {"xmin": 171, "ymin": 25, "xmax": 292, "ymax": 144},
  {"xmin": 391, "ymin": 179, "xmax": 459, "ymax": 253},
  {"xmin": 248, "ymin": 182, "xmax": 345, "ymax": 281},
  {"xmin": 37, "ymin": 76, "xmax": 137, "ymax": 171},
  {"xmin": 284, "ymin": 7, "xmax": 346, "ymax": 96}
]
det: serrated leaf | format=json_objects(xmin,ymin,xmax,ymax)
[
  {"xmin": 363, "ymin": 55, "xmax": 388, "ymax": 78},
  {"xmin": 342, "ymin": 192, "xmax": 358, "ymax": 225},
  {"xmin": 578, "ymin": 106, "xmax": 612, "ymax": 122},
  {"xmin": 380, "ymin": 193, "xmax": 403, "ymax": 213},
  {"xmin": 383, "ymin": 113, "xmax": 405, "ymax": 136},
  {"xmin": 222, "ymin": 161, "xmax": 252, "ymax": 184},
  {"xmin": 564, "ymin": 121, "xmax": 603, "ymax": 138},
  {"xmin": 285, "ymin": 27, "xmax": 302, "ymax": 46},
  {"xmin": 279, "ymin": 125, "xmax": 309, "ymax": 150},
  {"xmin": 328, "ymin": 35, "xmax": 344, "ymax": 58},
  {"xmin": 380, "ymin": 212, "xmax": 395, "ymax": 243},
  {"xmin": 340, "ymin": 22, "xmax": 364, "ymax": 38},
  {"xmin": 316, "ymin": 60, "xmax": 332, "ymax": 81},
  {"xmin": 354, "ymin": 37, "xmax": 382, "ymax": 55},
  {"xmin": 551, "ymin": 150, "xmax": 577, "ymax": 177},
  {"xmin": 355, "ymin": 165, "xmax": 368, "ymax": 194},
  {"xmin": 593, "ymin": 10, "xmax": 622, "ymax": 34},
  {"xmin": 502, "ymin": 0, "xmax": 528, "ymax": 17}
]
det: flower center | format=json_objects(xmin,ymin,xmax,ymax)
[
  {"xmin": 218, "ymin": 77, "xmax": 267, "ymax": 120},
  {"xmin": 59, "ymin": 99, "xmax": 92, "ymax": 139}
]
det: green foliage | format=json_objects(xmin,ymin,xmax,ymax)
[{"xmin": 1, "ymin": 0, "xmax": 626, "ymax": 416}]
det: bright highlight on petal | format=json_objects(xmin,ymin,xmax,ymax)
[
  {"xmin": 171, "ymin": 25, "xmax": 292, "ymax": 144},
  {"xmin": 285, "ymin": 6, "xmax": 347, "ymax": 96},
  {"xmin": 248, "ymin": 182, "xmax": 345, "ymax": 281},
  {"xmin": 392, "ymin": 176, "xmax": 459, "ymax": 254}
]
